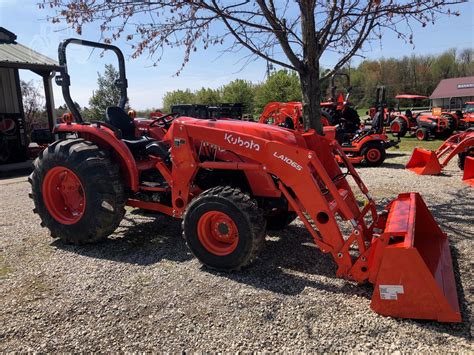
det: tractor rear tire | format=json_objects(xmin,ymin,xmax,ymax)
[
  {"xmin": 415, "ymin": 127, "xmax": 429, "ymax": 141},
  {"xmin": 321, "ymin": 108, "xmax": 339, "ymax": 126},
  {"xmin": 266, "ymin": 211, "xmax": 297, "ymax": 230},
  {"xmin": 390, "ymin": 118, "xmax": 408, "ymax": 137},
  {"xmin": 361, "ymin": 142, "xmax": 386, "ymax": 167},
  {"xmin": 183, "ymin": 186, "xmax": 266, "ymax": 271},
  {"xmin": 29, "ymin": 138, "xmax": 126, "ymax": 244}
]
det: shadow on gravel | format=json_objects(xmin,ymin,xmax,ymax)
[
  {"xmin": 378, "ymin": 162, "xmax": 406, "ymax": 169},
  {"xmin": 205, "ymin": 224, "xmax": 373, "ymax": 300},
  {"xmin": 386, "ymin": 151, "xmax": 406, "ymax": 158},
  {"xmin": 52, "ymin": 214, "xmax": 193, "ymax": 265}
]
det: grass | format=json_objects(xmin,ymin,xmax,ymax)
[{"xmin": 394, "ymin": 136, "xmax": 444, "ymax": 152}]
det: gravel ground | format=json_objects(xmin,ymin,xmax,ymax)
[{"xmin": 0, "ymin": 151, "xmax": 472, "ymax": 352}]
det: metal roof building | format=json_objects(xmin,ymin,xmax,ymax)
[
  {"xmin": 0, "ymin": 28, "xmax": 60, "ymax": 71},
  {"xmin": 0, "ymin": 27, "xmax": 58, "ymax": 163},
  {"xmin": 430, "ymin": 76, "xmax": 474, "ymax": 109}
]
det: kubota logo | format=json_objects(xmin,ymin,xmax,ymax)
[
  {"xmin": 273, "ymin": 152, "xmax": 302, "ymax": 171},
  {"xmin": 224, "ymin": 133, "xmax": 260, "ymax": 151}
]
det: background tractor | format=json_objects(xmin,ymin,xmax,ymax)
[
  {"xmin": 29, "ymin": 38, "xmax": 461, "ymax": 323},
  {"xmin": 452, "ymin": 101, "xmax": 474, "ymax": 130},
  {"xmin": 388, "ymin": 94, "xmax": 457, "ymax": 140}
]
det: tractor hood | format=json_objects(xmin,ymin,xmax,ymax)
[{"xmin": 173, "ymin": 117, "xmax": 308, "ymax": 147}]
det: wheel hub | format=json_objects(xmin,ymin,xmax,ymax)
[
  {"xmin": 197, "ymin": 211, "xmax": 239, "ymax": 256},
  {"xmin": 367, "ymin": 148, "xmax": 381, "ymax": 162},
  {"xmin": 42, "ymin": 167, "xmax": 86, "ymax": 224}
]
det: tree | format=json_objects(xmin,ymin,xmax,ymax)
[
  {"xmin": 221, "ymin": 79, "xmax": 255, "ymax": 114},
  {"xmin": 162, "ymin": 89, "xmax": 196, "ymax": 112},
  {"xmin": 42, "ymin": 0, "xmax": 464, "ymax": 133},
  {"xmin": 254, "ymin": 70, "xmax": 302, "ymax": 113},
  {"xmin": 88, "ymin": 64, "xmax": 126, "ymax": 120},
  {"xmin": 20, "ymin": 80, "xmax": 46, "ymax": 135},
  {"xmin": 195, "ymin": 87, "xmax": 221, "ymax": 106}
]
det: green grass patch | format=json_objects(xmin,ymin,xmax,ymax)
[
  {"xmin": 391, "ymin": 135, "xmax": 443, "ymax": 152},
  {"xmin": 0, "ymin": 266, "xmax": 11, "ymax": 278}
]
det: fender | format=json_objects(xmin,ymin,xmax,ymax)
[{"xmin": 54, "ymin": 123, "xmax": 139, "ymax": 191}]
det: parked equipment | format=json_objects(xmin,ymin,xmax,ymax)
[
  {"xmin": 260, "ymin": 86, "xmax": 397, "ymax": 167},
  {"xmin": 389, "ymin": 94, "xmax": 457, "ymax": 140},
  {"xmin": 258, "ymin": 73, "xmax": 359, "ymax": 131},
  {"xmin": 452, "ymin": 102, "xmax": 474, "ymax": 130},
  {"xmin": 463, "ymin": 156, "xmax": 474, "ymax": 186},
  {"xmin": 30, "ymin": 39, "xmax": 461, "ymax": 322},
  {"xmin": 406, "ymin": 130, "xmax": 474, "ymax": 176},
  {"xmin": 171, "ymin": 103, "xmax": 243, "ymax": 120}
]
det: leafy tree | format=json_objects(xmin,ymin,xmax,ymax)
[
  {"xmin": 195, "ymin": 87, "xmax": 221, "ymax": 106},
  {"xmin": 88, "ymin": 64, "xmax": 126, "ymax": 120},
  {"xmin": 20, "ymin": 80, "xmax": 46, "ymax": 134},
  {"xmin": 220, "ymin": 79, "xmax": 255, "ymax": 114},
  {"xmin": 254, "ymin": 70, "xmax": 302, "ymax": 114},
  {"xmin": 162, "ymin": 89, "xmax": 196, "ymax": 112}
]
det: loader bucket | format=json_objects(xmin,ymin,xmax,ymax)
[
  {"xmin": 370, "ymin": 193, "xmax": 461, "ymax": 322},
  {"xmin": 406, "ymin": 148, "xmax": 442, "ymax": 175},
  {"xmin": 463, "ymin": 156, "xmax": 474, "ymax": 186}
]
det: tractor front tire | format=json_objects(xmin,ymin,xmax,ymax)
[
  {"xmin": 416, "ymin": 127, "xmax": 429, "ymax": 141},
  {"xmin": 183, "ymin": 186, "xmax": 266, "ymax": 271},
  {"xmin": 362, "ymin": 142, "xmax": 386, "ymax": 167},
  {"xmin": 29, "ymin": 139, "xmax": 125, "ymax": 244}
]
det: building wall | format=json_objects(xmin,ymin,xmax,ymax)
[
  {"xmin": 0, "ymin": 67, "xmax": 20, "ymax": 114},
  {"xmin": 431, "ymin": 96, "xmax": 474, "ymax": 109}
]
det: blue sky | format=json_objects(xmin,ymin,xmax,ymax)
[{"xmin": 1, "ymin": 0, "xmax": 473, "ymax": 110}]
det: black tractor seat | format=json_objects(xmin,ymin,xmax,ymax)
[{"xmin": 106, "ymin": 106, "xmax": 170, "ymax": 160}]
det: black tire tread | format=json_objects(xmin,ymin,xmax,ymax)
[
  {"xmin": 29, "ymin": 138, "xmax": 125, "ymax": 244},
  {"xmin": 182, "ymin": 186, "xmax": 266, "ymax": 271}
]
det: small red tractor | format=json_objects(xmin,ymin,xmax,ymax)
[
  {"xmin": 388, "ymin": 94, "xmax": 457, "ymax": 140},
  {"xmin": 29, "ymin": 39, "xmax": 461, "ymax": 322},
  {"xmin": 451, "ymin": 102, "xmax": 474, "ymax": 130},
  {"xmin": 406, "ymin": 129, "xmax": 474, "ymax": 185}
]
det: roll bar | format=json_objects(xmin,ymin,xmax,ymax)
[{"xmin": 55, "ymin": 38, "xmax": 128, "ymax": 123}]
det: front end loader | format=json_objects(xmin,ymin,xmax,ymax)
[
  {"xmin": 29, "ymin": 38, "xmax": 461, "ymax": 323},
  {"xmin": 406, "ymin": 130, "xmax": 474, "ymax": 177}
]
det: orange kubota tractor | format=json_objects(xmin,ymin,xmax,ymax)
[
  {"xmin": 259, "ymin": 73, "xmax": 359, "ymax": 131},
  {"xmin": 389, "ymin": 95, "xmax": 458, "ymax": 140},
  {"xmin": 260, "ymin": 84, "xmax": 398, "ymax": 167},
  {"xmin": 30, "ymin": 39, "xmax": 461, "ymax": 322},
  {"xmin": 406, "ymin": 129, "xmax": 474, "ymax": 184}
]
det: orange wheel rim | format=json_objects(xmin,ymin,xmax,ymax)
[
  {"xmin": 42, "ymin": 166, "xmax": 86, "ymax": 224},
  {"xmin": 366, "ymin": 148, "xmax": 381, "ymax": 162},
  {"xmin": 197, "ymin": 211, "xmax": 239, "ymax": 256}
]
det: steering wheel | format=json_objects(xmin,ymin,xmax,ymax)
[{"xmin": 149, "ymin": 112, "xmax": 179, "ymax": 129}]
